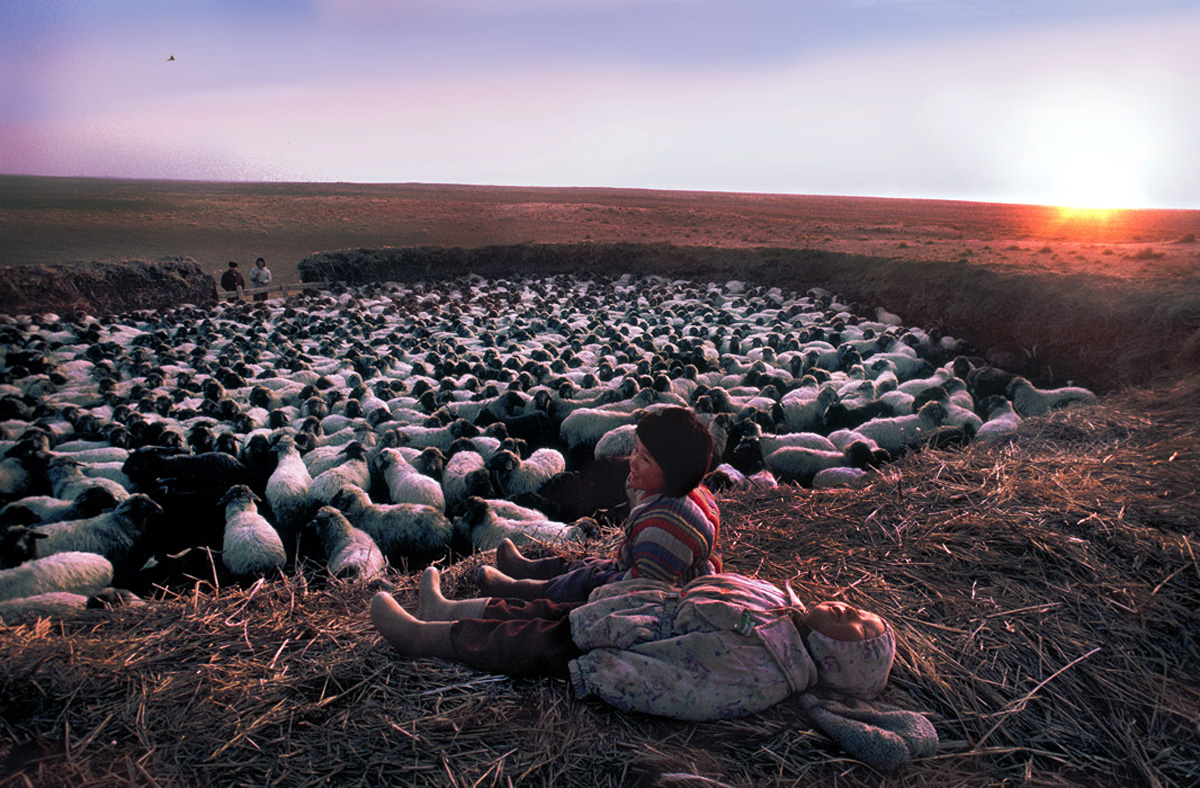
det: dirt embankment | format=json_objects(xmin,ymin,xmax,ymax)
[{"xmin": 0, "ymin": 257, "xmax": 217, "ymax": 318}]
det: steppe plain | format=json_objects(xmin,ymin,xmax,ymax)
[{"xmin": 0, "ymin": 175, "xmax": 1198, "ymax": 788}]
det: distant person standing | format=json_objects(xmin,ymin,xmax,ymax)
[
  {"xmin": 249, "ymin": 257, "xmax": 272, "ymax": 301},
  {"xmin": 220, "ymin": 261, "xmax": 246, "ymax": 299}
]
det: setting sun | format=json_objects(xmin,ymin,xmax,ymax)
[
  {"xmin": 1045, "ymin": 134, "xmax": 1147, "ymax": 211},
  {"xmin": 1015, "ymin": 81, "xmax": 1162, "ymax": 211}
]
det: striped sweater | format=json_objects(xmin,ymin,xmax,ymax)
[{"xmin": 616, "ymin": 485, "xmax": 721, "ymax": 583}]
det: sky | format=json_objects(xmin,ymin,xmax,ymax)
[{"xmin": 2, "ymin": 0, "xmax": 1199, "ymax": 210}]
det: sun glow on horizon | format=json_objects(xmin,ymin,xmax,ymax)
[
  {"xmin": 1053, "ymin": 205, "xmax": 1120, "ymax": 223},
  {"xmin": 1011, "ymin": 79, "xmax": 1164, "ymax": 211}
]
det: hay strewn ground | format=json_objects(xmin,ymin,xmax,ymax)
[
  {"xmin": 2, "ymin": 375, "xmax": 1196, "ymax": 788},
  {"xmin": 2, "ymin": 180, "xmax": 1197, "ymax": 786}
]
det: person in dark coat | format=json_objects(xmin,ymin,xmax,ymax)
[{"xmin": 220, "ymin": 261, "xmax": 245, "ymax": 297}]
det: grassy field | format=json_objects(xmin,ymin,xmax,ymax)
[{"xmin": 0, "ymin": 177, "xmax": 1198, "ymax": 788}]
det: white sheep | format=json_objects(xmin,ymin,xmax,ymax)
[
  {"xmin": 0, "ymin": 486, "xmax": 121, "ymax": 527},
  {"xmin": 473, "ymin": 496, "xmax": 557, "ymax": 522},
  {"xmin": 46, "ymin": 455, "xmax": 130, "ymax": 504},
  {"xmin": 328, "ymin": 484, "xmax": 455, "ymax": 570},
  {"xmin": 764, "ymin": 441, "xmax": 874, "ymax": 485},
  {"xmin": 811, "ymin": 466, "xmax": 870, "ymax": 489},
  {"xmin": 31, "ymin": 494, "xmax": 163, "ymax": 582},
  {"xmin": 974, "ymin": 395, "xmax": 1023, "ymax": 443},
  {"xmin": 864, "ymin": 349, "xmax": 931, "ymax": 380},
  {"xmin": 445, "ymin": 434, "xmax": 504, "ymax": 461},
  {"xmin": 896, "ymin": 367, "xmax": 954, "ymax": 397},
  {"xmin": 592, "ymin": 424, "xmax": 638, "ymax": 460},
  {"xmin": 265, "ymin": 433, "xmax": 315, "ymax": 557},
  {"xmin": 373, "ymin": 447, "xmax": 446, "ymax": 512},
  {"xmin": 306, "ymin": 442, "xmax": 373, "ymax": 508},
  {"xmin": 454, "ymin": 495, "xmax": 596, "ymax": 553},
  {"xmin": 855, "ymin": 400, "xmax": 950, "ymax": 456},
  {"xmin": 702, "ymin": 462, "xmax": 751, "ymax": 492},
  {"xmin": 827, "ymin": 428, "xmax": 891, "ymax": 465},
  {"xmin": 441, "ymin": 448, "xmax": 496, "ymax": 512},
  {"xmin": 0, "ymin": 550, "xmax": 114, "ymax": 602},
  {"xmin": 559, "ymin": 406, "xmax": 639, "ymax": 450},
  {"xmin": 757, "ymin": 429, "xmax": 837, "ymax": 455},
  {"xmin": 217, "ymin": 484, "xmax": 287, "ymax": 577},
  {"xmin": 52, "ymin": 445, "xmax": 130, "ymax": 465},
  {"xmin": 0, "ymin": 590, "xmax": 94, "ymax": 623},
  {"xmin": 306, "ymin": 505, "xmax": 386, "ymax": 580},
  {"xmin": 779, "ymin": 383, "xmax": 839, "ymax": 432},
  {"xmin": 487, "ymin": 447, "xmax": 566, "ymax": 498},
  {"xmin": 302, "ymin": 441, "xmax": 357, "ymax": 477},
  {"xmin": 746, "ymin": 468, "xmax": 779, "ymax": 488},
  {"xmin": 1006, "ymin": 376, "xmax": 1097, "ymax": 417},
  {"xmin": 392, "ymin": 418, "xmax": 478, "ymax": 454},
  {"xmin": 78, "ymin": 460, "xmax": 132, "ymax": 490}
]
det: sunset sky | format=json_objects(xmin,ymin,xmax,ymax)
[{"xmin": 2, "ymin": 1, "xmax": 1198, "ymax": 209}]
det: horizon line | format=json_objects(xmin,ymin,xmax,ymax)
[{"xmin": 3, "ymin": 172, "xmax": 1198, "ymax": 213}]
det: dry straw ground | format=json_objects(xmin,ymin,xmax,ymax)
[{"xmin": 0, "ymin": 178, "xmax": 1198, "ymax": 788}]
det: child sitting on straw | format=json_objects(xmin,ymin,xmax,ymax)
[
  {"xmin": 478, "ymin": 406, "xmax": 722, "ymax": 603},
  {"xmin": 371, "ymin": 569, "xmax": 938, "ymax": 769}
]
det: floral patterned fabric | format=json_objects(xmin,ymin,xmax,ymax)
[{"xmin": 567, "ymin": 573, "xmax": 819, "ymax": 721}]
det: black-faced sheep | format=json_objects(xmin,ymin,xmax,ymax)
[
  {"xmin": 121, "ymin": 446, "xmax": 251, "ymax": 495},
  {"xmin": 306, "ymin": 505, "xmax": 386, "ymax": 580},
  {"xmin": 373, "ymin": 447, "xmax": 446, "ymax": 512},
  {"xmin": 486, "ymin": 447, "xmax": 567, "ymax": 499},
  {"xmin": 30, "ymin": 494, "xmax": 163, "ymax": 584},
  {"xmin": 453, "ymin": 495, "xmax": 597, "ymax": 553},
  {"xmin": 764, "ymin": 441, "xmax": 874, "ymax": 486},
  {"xmin": 1006, "ymin": 376, "xmax": 1097, "ymax": 417},
  {"xmin": 811, "ymin": 466, "xmax": 870, "ymax": 488},
  {"xmin": 779, "ymin": 383, "xmax": 838, "ymax": 432},
  {"xmin": 265, "ymin": 433, "xmax": 315, "ymax": 560},
  {"xmin": 0, "ymin": 590, "xmax": 95, "ymax": 623},
  {"xmin": 328, "ymin": 485, "xmax": 455, "ymax": 570},
  {"xmin": 306, "ymin": 441, "xmax": 373, "ymax": 508},
  {"xmin": 217, "ymin": 484, "xmax": 286, "ymax": 578},
  {"xmin": 441, "ymin": 448, "xmax": 498, "ymax": 514},
  {"xmin": 0, "ymin": 525, "xmax": 45, "ymax": 569},
  {"xmin": 854, "ymin": 400, "xmax": 950, "ymax": 457},
  {"xmin": 0, "ymin": 550, "xmax": 114, "ymax": 602},
  {"xmin": 974, "ymin": 395, "xmax": 1023, "ymax": 443}
]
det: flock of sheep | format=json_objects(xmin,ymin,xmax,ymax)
[{"xmin": 0, "ymin": 273, "xmax": 1098, "ymax": 622}]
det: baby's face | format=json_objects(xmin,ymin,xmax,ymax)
[{"xmin": 805, "ymin": 601, "xmax": 886, "ymax": 641}]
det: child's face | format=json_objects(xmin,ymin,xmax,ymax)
[
  {"xmin": 628, "ymin": 437, "xmax": 666, "ymax": 494},
  {"xmin": 805, "ymin": 601, "xmax": 886, "ymax": 641}
]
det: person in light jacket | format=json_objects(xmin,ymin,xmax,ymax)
[
  {"xmin": 248, "ymin": 257, "xmax": 271, "ymax": 301},
  {"xmin": 372, "ymin": 569, "xmax": 895, "ymax": 722}
]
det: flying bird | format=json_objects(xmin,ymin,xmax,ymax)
[{"xmin": 167, "ymin": 55, "xmax": 175, "ymax": 62}]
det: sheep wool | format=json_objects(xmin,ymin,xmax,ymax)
[
  {"xmin": 0, "ymin": 551, "xmax": 114, "ymax": 602},
  {"xmin": 456, "ymin": 496, "xmax": 596, "ymax": 553},
  {"xmin": 329, "ymin": 485, "xmax": 456, "ymax": 570},
  {"xmin": 265, "ymin": 433, "xmax": 315, "ymax": 555},
  {"xmin": 31, "ymin": 494, "xmax": 164, "ymax": 582},
  {"xmin": 0, "ymin": 591, "xmax": 92, "ymax": 624},
  {"xmin": 374, "ymin": 447, "xmax": 446, "ymax": 512},
  {"xmin": 307, "ymin": 505, "xmax": 386, "ymax": 580},
  {"xmin": 1006, "ymin": 377, "xmax": 1097, "ymax": 417},
  {"xmin": 218, "ymin": 484, "xmax": 287, "ymax": 577}
]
